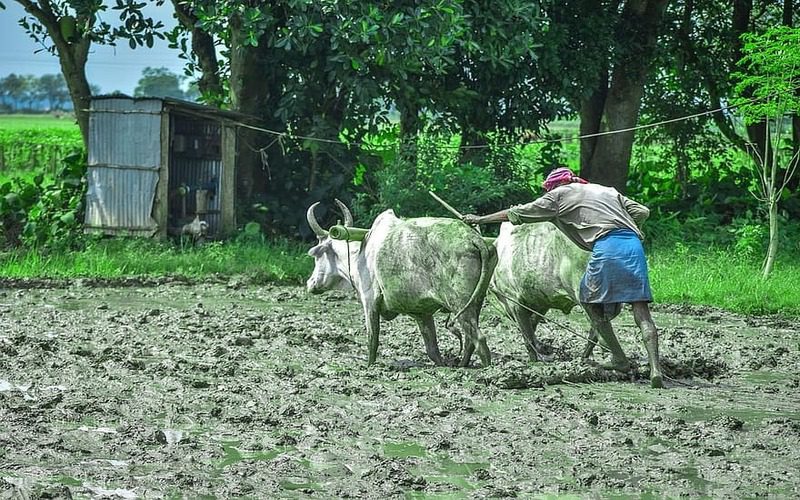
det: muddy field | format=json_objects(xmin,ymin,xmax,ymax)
[{"xmin": 1, "ymin": 279, "xmax": 799, "ymax": 499}]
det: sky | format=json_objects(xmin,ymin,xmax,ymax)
[{"xmin": 0, "ymin": 1, "xmax": 186, "ymax": 95}]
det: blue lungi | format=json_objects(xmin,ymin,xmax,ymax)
[{"xmin": 579, "ymin": 229, "xmax": 653, "ymax": 304}]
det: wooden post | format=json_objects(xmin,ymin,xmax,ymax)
[
  {"xmin": 221, "ymin": 124, "xmax": 237, "ymax": 236},
  {"xmin": 152, "ymin": 104, "xmax": 171, "ymax": 238}
]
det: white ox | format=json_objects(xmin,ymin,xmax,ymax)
[
  {"xmin": 491, "ymin": 222, "xmax": 594, "ymax": 361},
  {"xmin": 491, "ymin": 222, "xmax": 663, "ymax": 388},
  {"xmin": 306, "ymin": 201, "xmax": 497, "ymax": 367}
]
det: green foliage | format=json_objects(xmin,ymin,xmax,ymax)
[
  {"xmin": 0, "ymin": 152, "xmax": 87, "ymax": 249},
  {"xmin": 628, "ymin": 132, "xmax": 768, "ymax": 220},
  {"xmin": 133, "ymin": 67, "xmax": 191, "ymax": 100},
  {"xmin": 0, "ymin": 73, "xmax": 70, "ymax": 111},
  {"xmin": 352, "ymin": 130, "xmax": 537, "ymax": 225},
  {"xmin": 17, "ymin": 0, "xmax": 165, "ymax": 55},
  {"xmin": 733, "ymin": 27, "xmax": 800, "ymax": 124}
]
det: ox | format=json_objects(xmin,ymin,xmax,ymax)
[
  {"xmin": 491, "ymin": 222, "xmax": 663, "ymax": 388},
  {"xmin": 306, "ymin": 201, "xmax": 497, "ymax": 367}
]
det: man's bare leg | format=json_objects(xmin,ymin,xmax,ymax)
[{"xmin": 631, "ymin": 301, "xmax": 664, "ymax": 389}]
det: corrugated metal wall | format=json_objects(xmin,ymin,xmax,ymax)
[{"xmin": 84, "ymin": 98, "xmax": 163, "ymax": 234}]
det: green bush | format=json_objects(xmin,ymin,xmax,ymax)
[
  {"xmin": 0, "ymin": 152, "xmax": 87, "ymax": 249},
  {"xmin": 353, "ymin": 130, "xmax": 543, "ymax": 226}
]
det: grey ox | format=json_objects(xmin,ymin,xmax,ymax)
[
  {"xmin": 491, "ymin": 222, "xmax": 663, "ymax": 386},
  {"xmin": 306, "ymin": 201, "xmax": 497, "ymax": 367}
]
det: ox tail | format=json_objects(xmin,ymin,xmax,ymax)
[{"xmin": 453, "ymin": 238, "xmax": 498, "ymax": 325}]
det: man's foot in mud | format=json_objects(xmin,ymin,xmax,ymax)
[{"xmin": 601, "ymin": 357, "xmax": 632, "ymax": 373}]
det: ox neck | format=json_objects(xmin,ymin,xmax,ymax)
[{"xmin": 334, "ymin": 240, "xmax": 366, "ymax": 291}]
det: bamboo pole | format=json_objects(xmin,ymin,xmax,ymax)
[{"xmin": 328, "ymin": 225, "xmax": 369, "ymax": 241}]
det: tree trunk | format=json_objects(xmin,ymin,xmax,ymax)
[
  {"xmin": 763, "ymin": 196, "xmax": 778, "ymax": 278},
  {"xmin": 170, "ymin": 0, "xmax": 223, "ymax": 103},
  {"xmin": 578, "ymin": 0, "xmax": 669, "ymax": 192},
  {"xmin": 228, "ymin": 15, "xmax": 277, "ymax": 203},
  {"xmin": 59, "ymin": 42, "xmax": 92, "ymax": 147},
  {"xmin": 579, "ymin": 74, "xmax": 608, "ymax": 180}
]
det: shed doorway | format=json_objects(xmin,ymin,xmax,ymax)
[{"xmin": 168, "ymin": 113, "xmax": 223, "ymax": 236}]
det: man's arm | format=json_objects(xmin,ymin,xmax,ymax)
[
  {"xmin": 462, "ymin": 210, "xmax": 509, "ymax": 225},
  {"xmin": 620, "ymin": 194, "xmax": 650, "ymax": 227},
  {"xmin": 462, "ymin": 193, "xmax": 558, "ymax": 225}
]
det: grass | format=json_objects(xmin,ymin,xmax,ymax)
[
  {"xmin": 0, "ymin": 236, "xmax": 313, "ymax": 285},
  {"xmin": 1, "ymin": 233, "xmax": 798, "ymax": 317},
  {"xmin": 0, "ymin": 113, "xmax": 80, "ymax": 130},
  {"xmin": 650, "ymin": 248, "xmax": 800, "ymax": 316}
]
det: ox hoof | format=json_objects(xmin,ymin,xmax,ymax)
[{"xmin": 650, "ymin": 374, "xmax": 665, "ymax": 389}]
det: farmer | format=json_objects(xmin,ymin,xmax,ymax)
[{"xmin": 462, "ymin": 167, "xmax": 664, "ymax": 388}]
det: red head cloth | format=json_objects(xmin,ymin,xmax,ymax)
[{"xmin": 542, "ymin": 167, "xmax": 588, "ymax": 192}]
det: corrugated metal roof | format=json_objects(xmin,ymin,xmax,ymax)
[{"xmin": 93, "ymin": 94, "xmax": 257, "ymax": 125}]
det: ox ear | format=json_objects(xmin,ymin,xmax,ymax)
[
  {"xmin": 334, "ymin": 199, "xmax": 354, "ymax": 227},
  {"xmin": 306, "ymin": 202, "xmax": 328, "ymax": 239}
]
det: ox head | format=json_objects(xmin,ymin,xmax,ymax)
[{"xmin": 306, "ymin": 199, "xmax": 356, "ymax": 294}]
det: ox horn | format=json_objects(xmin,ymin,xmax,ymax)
[
  {"xmin": 334, "ymin": 198, "xmax": 354, "ymax": 227},
  {"xmin": 306, "ymin": 202, "xmax": 328, "ymax": 238}
]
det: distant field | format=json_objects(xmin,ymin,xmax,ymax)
[
  {"xmin": 0, "ymin": 114, "xmax": 83, "ymax": 173},
  {"xmin": 0, "ymin": 113, "xmax": 80, "ymax": 131}
]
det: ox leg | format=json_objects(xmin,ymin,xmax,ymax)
[
  {"xmin": 582, "ymin": 325, "xmax": 599, "ymax": 360},
  {"xmin": 414, "ymin": 315, "xmax": 445, "ymax": 367},
  {"xmin": 459, "ymin": 337, "xmax": 476, "ymax": 367},
  {"xmin": 365, "ymin": 306, "xmax": 381, "ymax": 366},
  {"xmin": 512, "ymin": 306, "xmax": 552, "ymax": 362},
  {"xmin": 457, "ymin": 308, "xmax": 491, "ymax": 368},
  {"xmin": 583, "ymin": 303, "xmax": 631, "ymax": 373},
  {"xmin": 631, "ymin": 302, "xmax": 664, "ymax": 389}
]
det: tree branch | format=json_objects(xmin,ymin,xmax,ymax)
[{"xmin": 169, "ymin": 0, "xmax": 223, "ymax": 101}]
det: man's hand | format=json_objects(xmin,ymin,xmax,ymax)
[{"xmin": 461, "ymin": 214, "xmax": 483, "ymax": 225}]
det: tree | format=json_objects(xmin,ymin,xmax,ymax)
[
  {"xmin": 35, "ymin": 73, "xmax": 69, "ymax": 110},
  {"xmin": 11, "ymin": 0, "xmax": 165, "ymax": 146},
  {"xmin": 542, "ymin": 0, "xmax": 671, "ymax": 192},
  {"xmin": 732, "ymin": 26, "xmax": 800, "ymax": 278},
  {"xmin": 166, "ymin": 1, "xmax": 564, "ymax": 234},
  {"xmin": 0, "ymin": 73, "xmax": 31, "ymax": 111},
  {"xmin": 133, "ymin": 66, "xmax": 186, "ymax": 99},
  {"xmin": 640, "ymin": 0, "xmax": 798, "ymax": 193}
]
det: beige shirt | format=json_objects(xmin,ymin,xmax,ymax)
[{"xmin": 507, "ymin": 183, "xmax": 649, "ymax": 251}]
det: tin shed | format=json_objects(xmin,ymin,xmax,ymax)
[{"xmin": 84, "ymin": 96, "xmax": 242, "ymax": 238}]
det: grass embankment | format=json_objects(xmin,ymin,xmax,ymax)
[
  {"xmin": 0, "ymin": 238, "xmax": 313, "ymax": 285},
  {"xmin": 1, "ymin": 236, "xmax": 798, "ymax": 317}
]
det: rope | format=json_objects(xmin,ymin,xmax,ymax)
[
  {"xmin": 182, "ymin": 92, "xmax": 776, "ymax": 152},
  {"xmin": 489, "ymin": 286, "xmax": 611, "ymax": 355}
]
